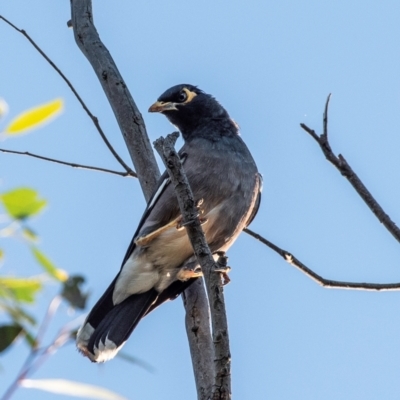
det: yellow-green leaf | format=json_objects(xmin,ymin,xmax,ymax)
[
  {"xmin": 0, "ymin": 188, "xmax": 47, "ymax": 220},
  {"xmin": 5, "ymin": 98, "xmax": 63, "ymax": 135},
  {"xmin": 31, "ymin": 247, "xmax": 68, "ymax": 282},
  {"xmin": 0, "ymin": 302, "xmax": 36, "ymax": 325},
  {"xmin": 22, "ymin": 227, "xmax": 38, "ymax": 243},
  {"xmin": 0, "ymin": 277, "xmax": 42, "ymax": 303}
]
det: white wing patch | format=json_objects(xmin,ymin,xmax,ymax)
[{"xmin": 147, "ymin": 176, "xmax": 170, "ymax": 211}]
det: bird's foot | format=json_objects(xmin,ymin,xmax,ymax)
[
  {"xmin": 177, "ymin": 263, "xmax": 203, "ymax": 281},
  {"xmin": 214, "ymin": 252, "xmax": 231, "ymax": 285}
]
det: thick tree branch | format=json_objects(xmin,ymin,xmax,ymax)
[
  {"xmin": 70, "ymin": 1, "xmax": 159, "ymax": 200},
  {"xmin": 300, "ymin": 95, "xmax": 400, "ymax": 243},
  {"xmin": 69, "ymin": 2, "xmax": 214, "ymax": 398},
  {"xmin": 245, "ymin": 228, "xmax": 400, "ymax": 291},
  {"xmin": 0, "ymin": 148, "xmax": 134, "ymax": 177},
  {"xmin": 154, "ymin": 132, "xmax": 231, "ymax": 400},
  {"xmin": 0, "ymin": 15, "xmax": 134, "ymax": 176}
]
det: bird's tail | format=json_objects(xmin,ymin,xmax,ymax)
[{"xmin": 76, "ymin": 281, "xmax": 158, "ymax": 363}]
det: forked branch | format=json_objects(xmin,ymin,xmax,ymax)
[{"xmin": 300, "ymin": 95, "xmax": 400, "ymax": 243}]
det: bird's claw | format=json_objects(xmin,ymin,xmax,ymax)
[
  {"xmin": 177, "ymin": 263, "xmax": 203, "ymax": 281},
  {"xmin": 214, "ymin": 252, "xmax": 231, "ymax": 285}
]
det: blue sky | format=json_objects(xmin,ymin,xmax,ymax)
[{"xmin": 1, "ymin": 1, "xmax": 400, "ymax": 399}]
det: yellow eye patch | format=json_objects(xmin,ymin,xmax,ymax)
[{"xmin": 181, "ymin": 87, "xmax": 197, "ymax": 103}]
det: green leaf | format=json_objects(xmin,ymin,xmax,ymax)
[
  {"xmin": 0, "ymin": 302, "xmax": 36, "ymax": 325},
  {"xmin": 0, "ymin": 249, "xmax": 3, "ymax": 261},
  {"xmin": 0, "ymin": 324, "xmax": 23, "ymax": 353},
  {"xmin": 22, "ymin": 227, "xmax": 38, "ymax": 243},
  {"xmin": 24, "ymin": 330, "xmax": 37, "ymax": 348},
  {"xmin": 0, "ymin": 277, "xmax": 42, "ymax": 303},
  {"xmin": 31, "ymin": 247, "xmax": 68, "ymax": 282},
  {"xmin": 61, "ymin": 275, "xmax": 88, "ymax": 309},
  {"xmin": 4, "ymin": 98, "xmax": 63, "ymax": 135},
  {"xmin": 0, "ymin": 188, "xmax": 47, "ymax": 220},
  {"xmin": 20, "ymin": 379, "xmax": 128, "ymax": 400}
]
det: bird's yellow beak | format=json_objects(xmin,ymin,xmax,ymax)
[{"xmin": 148, "ymin": 101, "xmax": 178, "ymax": 113}]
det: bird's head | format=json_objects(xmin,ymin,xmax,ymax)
[{"xmin": 149, "ymin": 84, "xmax": 235, "ymax": 139}]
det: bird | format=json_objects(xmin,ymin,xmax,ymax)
[{"xmin": 76, "ymin": 84, "xmax": 262, "ymax": 363}]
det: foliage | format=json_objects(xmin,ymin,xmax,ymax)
[{"xmin": 0, "ymin": 98, "xmax": 139, "ymax": 400}]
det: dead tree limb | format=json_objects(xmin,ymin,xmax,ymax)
[
  {"xmin": 0, "ymin": 148, "xmax": 134, "ymax": 177},
  {"xmin": 300, "ymin": 95, "xmax": 400, "ymax": 243},
  {"xmin": 154, "ymin": 132, "xmax": 231, "ymax": 400},
  {"xmin": 245, "ymin": 228, "xmax": 400, "ymax": 291},
  {"xmin": 70, "ymin": 0, "xmax": 158, "ymax": 199}
]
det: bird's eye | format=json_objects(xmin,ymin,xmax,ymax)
[{"xmin": 178, "ymin": 90, "xmax": 188, "ymax": 102}]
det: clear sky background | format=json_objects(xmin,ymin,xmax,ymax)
[{"xmin": 1, "ymin": 1, "xmax": 400, "ymax": 399}]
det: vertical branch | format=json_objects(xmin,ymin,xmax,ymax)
[
  {"xmin": 182, "ymin": 279, "xmax": 215, "ymax": 399},
  {"xmin": 154, "ymin": 133, "xmax": 231, "ymax": 400}
]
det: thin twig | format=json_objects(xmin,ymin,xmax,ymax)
[
  {"xmin": 34, "ymin": 296, "xmax": 62, "ymax": 349},
  {"xmin": 0, "ymin": 148, "xmax": 135, "ymax": 177},
  {"xmin": 244, "ymin": 228, "xmax": 400, "ymax": 291},
  {"xmin": 300, "ymin": 95, "xmax": 400, "ymax": 243},
  {"xmin": 1, "ymin": 297, "xmax": 68, "ymax": 400},
  {"xmin": 0, "ymin": 15, "xmax": 135, "ymax": 176},
  {"xmin": 154, "ymin": 132, "xmax": 231, "ymax": 400}
]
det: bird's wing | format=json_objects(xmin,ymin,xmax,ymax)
[
  {"xmin": 120, "ymin": 170, "xmax": 171, "ymax": 267},
  {"xmin": 246, "ymin": 172, "xmax": 263, "ymax": 227},
  {"xmin": 119, "ymin": 152, "xmax": 189, "ymax": 267}
]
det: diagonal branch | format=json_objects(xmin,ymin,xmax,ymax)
[
  {"xmin": 300, "ymin": 95, "xmax": 400, "ymax": 243},
  {"xmin": 0, "ymin": 148, "xmax": 135, "ymax": 177},
  {"xmin": 154, "ymin": 132, "xmax": 231, "ymax": 400},
  {"xmin": 245, "ymin": 228, "xmax": 400, "ymax": 291},
  {"xmin": 0, "ymin": 15, "xmax": 135, "ymax": 177},
  {"xmin": 69, "ymin": 2, "xmax": 159, "ymax": 200}
]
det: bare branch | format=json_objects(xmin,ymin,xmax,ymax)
[
  {"xmin": 70, "ymin": 1, "xmax": 159, "ymax": 201},
  {"xmin": 244, "ymin": 228, "xmax": 400, "ymax": 291},
  {"xmin": 300, "ymin": 95, "xmax": 400, "ymax": 243},
  {"xmin": 0, "ymin": 148, "xmax": 135, "ymax": 177},
  {"xmin": 0, "ymin": 15, "xmax": 134, "ymax": 176},
  {"xmin": 154, "ymin": 132, "xmax": 231, "ymax": 400},
  {"xmin": 182, "ymin": 279, "xmax": 215, "ymax": 400}
]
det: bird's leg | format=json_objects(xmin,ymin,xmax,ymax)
[{"xmin": 215, "ymin": 251, "xmax": 231, "ymax": 285}]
